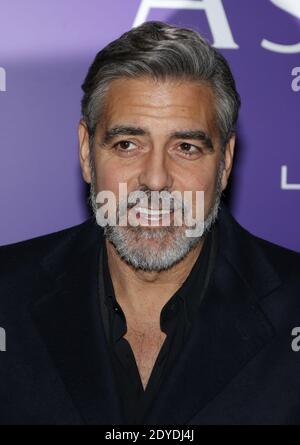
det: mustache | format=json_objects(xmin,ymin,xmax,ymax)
[{"xmin": 123, "ymin": 189, "xmax": 187, "ymax": 212}]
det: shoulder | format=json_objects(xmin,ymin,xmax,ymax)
[
  {"xmin": 0, "ymin": 218, "xmax": 100, "ymax": 318},
  {"xmin": 237, "ymin": 224, "xmax": 300, "ymax": 298},
  {"xmin": 218, "ymin": 204, "xmax": 300, "ymax": 294},
  {"xmin": 221, "ymin": 204, "xmax": 300, "ymax": 271},
  {"xmin": 253, "ymin": 234, "xmax": 300, "ymax": 270},
  {"xmin": 0, "ymin": 219, "xmax": 93, "ymax": 276}
]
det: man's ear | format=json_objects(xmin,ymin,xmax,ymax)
[
  {"xmin": 78, "ymin": 119, "xmax": 92, "ymax": 184},
  {"xmin": 221, "ymin": 134, "xmax": 235, "ymax": 192}
]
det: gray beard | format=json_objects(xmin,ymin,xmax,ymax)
[{"xmin": 89, "ymin": 161, "xmax": 223, "ymax": 272}]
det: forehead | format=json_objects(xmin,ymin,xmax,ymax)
[{"xmin": 100, "ymin": 76, "xmax": 217, "ymax": 135}]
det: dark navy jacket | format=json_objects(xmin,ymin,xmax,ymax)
[{"xmin": 1, "ymin": 203, "xmax": 300, "ymax": 425}]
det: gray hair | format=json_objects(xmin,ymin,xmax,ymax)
[{"xmin": 81, "ymin": 21, "xmax": 241, "ymax": 149}]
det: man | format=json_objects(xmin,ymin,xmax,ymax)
[{"xmin": 1, "ymin": 21, "xmax": 300, "ymax": 425}]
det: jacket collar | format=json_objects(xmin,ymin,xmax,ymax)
[{"xmin": 31, "ymin": 204, "xmax": 282, "ymax": 424}]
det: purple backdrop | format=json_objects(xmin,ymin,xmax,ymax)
[{"xmin": 0, "ymin": 0, "xmax": 299, "ymax": 250}]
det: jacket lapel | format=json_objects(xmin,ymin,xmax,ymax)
[
  {"xmin": 145, "ymin": 204, "xmax": 282, "ymax": 424},
  {"xmin": 30, "ymin": 219, "xmax": 124, "ymax": 425}
]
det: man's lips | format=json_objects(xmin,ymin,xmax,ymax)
[
  {"xmin": 130, "ymin": 207, "xmax": 176, "ymax": 225},
  {"xmin": 134, "ymin": 207, "xmax": 173, "ymax": 218}
]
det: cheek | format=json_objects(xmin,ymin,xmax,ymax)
[
  {"xmin": 183, "ymin": 166, "xmax": 219, "ymax": 213},
  {"xmin": 96, "ymin": 169, "xmax": 118, "ymax": 192},
  {"xmin": 93, "ymin": 160, "xmax": 126, "ymax": 194},
  {"xmin": 94, "ymin": 163, "xmax": 137, "ymax": 215},
  {"xmin": 94, "ymin": 153, "xmax": 143, "ymax": 198}
]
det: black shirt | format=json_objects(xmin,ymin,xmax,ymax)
[{"xmin": 98, "ymin": 224, "xmax": 218, "ymax": 424}]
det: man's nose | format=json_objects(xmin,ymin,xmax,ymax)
[{"xmin": 137, "ymin": 148, "xmax": 173, "ymax": 191}]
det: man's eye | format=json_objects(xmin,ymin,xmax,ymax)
[
  {"xmin": 179, "ymin": 143, "xmax": 201, "ymax": 155},
  {"xmin": 113, "ymin": 140, "xmax": 136, "ymax": 151}
]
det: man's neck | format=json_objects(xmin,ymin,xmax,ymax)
[{"xmin": 105, "ymin": 238, "xmax": 204, "ymax": 320}]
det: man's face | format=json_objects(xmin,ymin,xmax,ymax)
[{"xmin": 79, "ymin": 76, "xmax": 235, "ymax": 271}]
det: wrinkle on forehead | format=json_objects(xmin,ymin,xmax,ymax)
[{"xmin": 98, "ymin": 76, "xmax": 218, "ymax": 138}]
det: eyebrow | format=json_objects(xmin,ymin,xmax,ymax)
[
  {"xmin": 171, "ymin": 130, "xmax": 214, "ymax": 151},
  {"xmin": 102, "ymin": 126, "xmax": 148, "ymax": 145},
  {"xmin": 101, "ymin": 125, "xmax": 214, "ymax": 151}
]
